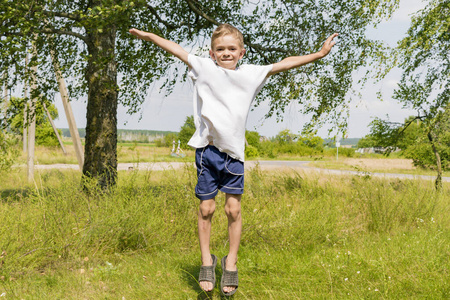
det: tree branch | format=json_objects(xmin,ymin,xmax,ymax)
[
  {"xmin": 398, "ymin": 115, "xmax": 425, "ymax": 135},
  {"xmin": 184, "ymin": 0, "xmax": 290, "ymax": 58},
  {"xmin": 40, "ymin": 28, "xmax": 88, "ymax": 44},
  {"xmin": 147, "ymin": 5, "xmax": 178, "ymax": 30},
  {"xmin": 185, "ymin": 0, "xmax": 219, "ymax": 26},
  {"xmin": 42, "ymin": 10, "xmax": 82, "ymax": 22}
]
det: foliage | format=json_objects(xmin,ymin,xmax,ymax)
[
  {"xmin": 154, "ymin": 132, "xmax": 178, "ymax": 148},
  {"xmin": 0, "ymin": 0, "xmax": 401, "ymax": 187},
  {"xmin": 257, "ymin": 130, "xmax": 327, "ymax": 158},
  {"xmin": 387, "ymin": 0, "xmax": 449, "ymax": 188},
  {"xmin": 298, "ymin": 134, "xmax": 324, "ymax": 151},
  {"xmin": 357, "ymin": 135, "xmax": 377, "ymax": 148},
  {"xmin": 0, "ymin": 131, "xmax": 19, "ymax": 172},
  {"xmin": 360, "ymin": 113, "xmax": 450, "ymax": 173},
  {"xmin": 178, "ymin": 115, "xmax": 195, "ymax": 149},
  {"xmin": 275, "ymin": 129, "xmax": 298, "ymax": 145},
  {"xmin": 395, "ymin": 0, "xmax": 449, "ymax": 116},
  {"xmin": 4, "ymin": 97, "xmax": 61, "ymax": 146},
  {"xmin": 245, "ymin": 130, "xmax": 260, "ymax": 148},
  {"xmin": 244, "ymin": 144, "xmax": 259, "ymax": 158},
  {"xmin": 0, "ymin": 0, "xmax": 400, "ymax": 128},
  {"xmin": 402, "ymin": 109, "xmax": 450, "ymax": 171}
]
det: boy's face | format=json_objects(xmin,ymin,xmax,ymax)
[{"xmin": 209, "ymin": 34, "xmax": 245, "ymax": 70}]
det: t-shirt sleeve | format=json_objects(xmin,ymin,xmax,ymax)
[
  {"xmin": 188, "ymin": 54, "xmax": 205, "ymax": 80},
  {"xmin": 244, "ymin": 64, "xmax": 273, "ymax": 94}
]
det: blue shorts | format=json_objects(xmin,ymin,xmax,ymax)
[{"xmin": 195, "ymin": 145, "xmax": 244, "ymax": 200}]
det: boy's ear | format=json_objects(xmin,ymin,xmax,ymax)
[
  {"xmin": 239, "ymin": 48, "xmax": 246, "ymax": 60},
  {"xmin": 209, "ymin": 49, "xmax": 216, "ymax": 61}
]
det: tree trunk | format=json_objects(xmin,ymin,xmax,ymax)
[
  {"xmin": 427, "ymin": 131, "xmax": 442, "ymax": 191},
  {"xmin": 83, "ymin": 25, "xmax": 118, "ymax": 189}
]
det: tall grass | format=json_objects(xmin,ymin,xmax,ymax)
[{"xmin": 0, "ymin": 166, "xmax": 448, "ymax": 299}]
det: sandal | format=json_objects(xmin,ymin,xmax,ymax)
[
  {"xmin": 220, "ymin": 255, "xmax": 238, "ymax": 296},
  {"xmin": 199, "ymin": 254, "xmax": 218, "ymax": 291}
]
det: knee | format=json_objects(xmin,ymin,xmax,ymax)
[
  {"xmin": 225, "ymin": 203, "xmax": 241, "ymax": 221},
  {"xmin": 199, "ymin": 200, "xmax": 215, "ymax": 218}
]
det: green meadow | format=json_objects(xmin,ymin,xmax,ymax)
[{"xmin": 0, "ymin": 164, "xmax": 449, "ymax": 299}]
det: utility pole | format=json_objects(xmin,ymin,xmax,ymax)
[
  {"xmin": 27, "ymin": 43, "xmax": 37, "ymax": 182},
  {"xmin": 23, "ymin": 53, "xmax": 28, "ymax": 153},
  {"xmin": 2, "ymin": 73, "xmax": 7, "ymax": 120},
  {"xmin": 50, "ymin": 49, "xmax": 84, "ymax": 170}
]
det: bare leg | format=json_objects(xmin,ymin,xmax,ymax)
[
  {"xmin": 223, "ymin": 193, "xmax": 242, "ymax": 294},
  {"xmin": 198, "ymin": 198, "xmax": 216, "ymax": 291}
]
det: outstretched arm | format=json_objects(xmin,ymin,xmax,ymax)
[
  {"xmin": 129, "ymin": 28, "xmax": 190, "ymax": 67},
  {"xmin": 268, "ymin": 33, "xmax": 338, "ymax": 76}
]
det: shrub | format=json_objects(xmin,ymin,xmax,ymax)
[
  {"xmin": 0, "ymin": 132, "xmax": 20, "ymax": 172},
  {"xmin": 245, "ymin": 145, "xmax": 259, "ymax": 158},
  {"xmin": 245, "ymin": 130, "xmax": 260, "ymax": 148}
]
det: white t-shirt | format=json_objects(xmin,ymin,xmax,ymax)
[{"xmin": 187, "ymin": 54, "xmax": 273, "ymax": 162}]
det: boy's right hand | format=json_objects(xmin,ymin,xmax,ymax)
[{"xmin": 129, "ymin": 28, "xmax": 144, "ymax": 39}]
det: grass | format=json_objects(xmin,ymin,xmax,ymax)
[{"xmin": 0, "ymin": 165, "xmax": 449, "ymax": 299}]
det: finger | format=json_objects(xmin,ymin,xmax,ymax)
[{"xmin": 328, "ymin": 33, "xmax": 339, "ymax": 46}]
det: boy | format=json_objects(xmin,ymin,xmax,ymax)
[{"xmin": 129, "ymin": 24, "xmax": 337, "ymax": 296}]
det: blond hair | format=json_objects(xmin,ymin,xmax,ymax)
[{"xmin": 211, "ymin": 24, "xmax": 244, "ymax": 49}]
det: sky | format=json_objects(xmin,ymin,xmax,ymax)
[{"xmin": 23, "ymin": 0, "xmax": 430, "ymax": 139}]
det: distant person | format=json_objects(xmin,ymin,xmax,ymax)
[{"xmin": 129, "ymin": 24, "xmax": 338, "ymax": 296}]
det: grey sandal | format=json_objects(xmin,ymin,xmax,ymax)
[
  {"xmin": 199, "ymin": 254, "xmax": 218, "ymax": 291},
  {"xmin": 220, "ymin": 255, "xmax": 238, "ymax": 296}
]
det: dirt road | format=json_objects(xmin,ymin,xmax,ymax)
[{"xmin": 32, "ymin": 160, "xmax": 450, "ymax": 182}]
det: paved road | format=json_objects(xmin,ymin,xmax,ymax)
[{"xmin": 33, "ymin": 160, "xmax": 450, "ymax": 182}]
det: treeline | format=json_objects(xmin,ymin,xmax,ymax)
[
  {"xmin": 153, "ymin": 116, "xmax": 360, "ymax": 158},
  {"xmin": 244, "ymin": 129, "xmax": 356, "ymax": 159}
]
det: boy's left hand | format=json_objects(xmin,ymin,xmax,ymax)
[{"xmin": 320, "ymin": 33, "xmax": 339, "ymax": 57}]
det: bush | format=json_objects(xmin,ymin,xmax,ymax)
[
  {"xmin": 245, "ymin": 145, "xmax": 259, "ymax": 158},
  {"xmin": 245, "ymin": 130, "xmax": 260, "ymax": 148},
  {"xmin": 155, "ymin": 132, "xmax": 178, "ymax": 148},
  {"xmin": 324, "ymin": 147, "xmax": 355, "ymax": 158},
  {"xmin": 178, "ymin": 116, "xmax": 195, "ymax": 149},
  {"xmin": 0, "ymin": 132, "xmax": 20, "ymax": 172},
  {"xmin": 35, "ymin": 125, "xmax": 61, "ymax": 147}
]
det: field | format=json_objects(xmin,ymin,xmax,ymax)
[
  {"xmin": 15, "ymin": 142, "xmax": 449, "ymax": 179},
  {"xmin": 0, "ymin": 162, "xmax": 449, "ymax": 299},
  {"xmin": 310, "ymin": 157, "xmax": 450, "ymax": 177},
  {"xmin": 15, "ymin": 142, "xmax": 195, "ymax": 165}
]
